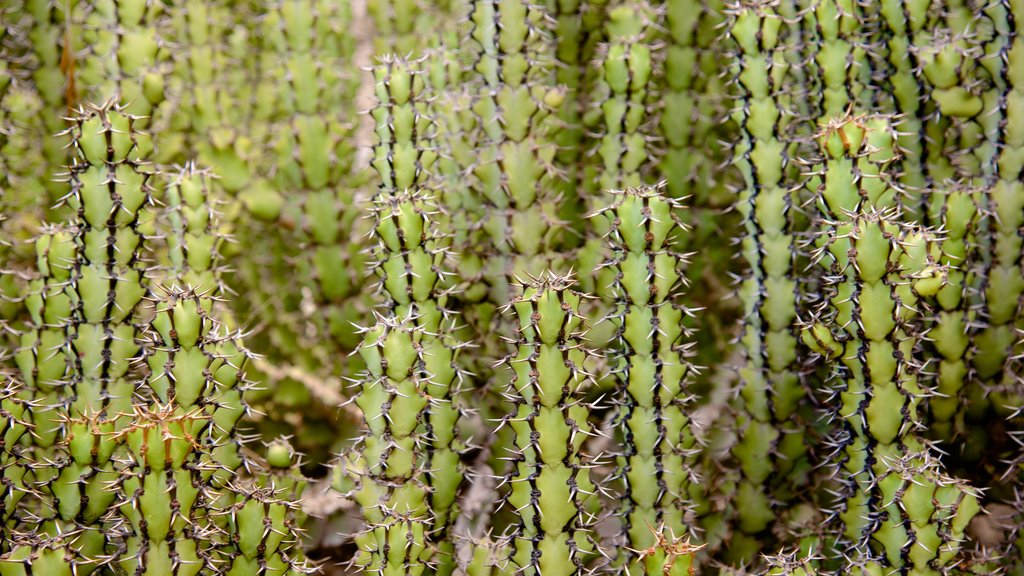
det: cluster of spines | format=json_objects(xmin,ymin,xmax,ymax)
[
  {"xmin": 597, "ymin": 186, "xmax": 701, "ymax": 575},
  {"xmin": 721, "ymin": 0, "xmax": 813, "ymax": 560},
  {"xmin": 493, "ymin": 274, "xmax": 600, "ymax": 576}
]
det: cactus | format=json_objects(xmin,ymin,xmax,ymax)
[
  {"xmin": 4, "ymin": 1, "xmax": 1024, "ymax": 574},
  {"xmin": 721, "ymin": 1, "xmax": 814, "ymax": 561},
  {"xmin": 133, "ymin": 288, "xmax": 314, "ymax": 575},
  {"xmin": 801, "ymin": 202, "xmax": 981, "ymax": 568},
  {"xmin": 227, "ymin": 0, "xmax": 367, "ymax": 468},
  {"xmin": 494, "ymin": 274, "xmax": 600, "ymax": 576},
  {"xmin": 6, "ymin": 103, "xmax": 153, "ymax": 570},
  {"xmin": 595, "ymin": 186, "xmax": 701, "ymax": 575},
  {"xmin": 337, "ymin": 55, "xmax": 468, "ymax": 576}
]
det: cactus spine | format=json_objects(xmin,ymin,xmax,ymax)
[
  {"xmin": 496, "ymin": 274, "xmax": 599, "ymax": 576},
  {"xmin": 598, "ymin": 187, "xmax": 701, "ymax": 575}
]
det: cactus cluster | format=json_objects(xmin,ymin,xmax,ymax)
[{"xmin": 2, "ymin": 1, "xmax": 1024, "ymax": 575}]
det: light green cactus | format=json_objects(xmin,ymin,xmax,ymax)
[
  {"xmin": 595, "ymin": 186, "xmax": 701, "ymax": 575},
  {"xmin": 495, "ymin": 274, "xmax": 600, "ymax": 576},
  {"xmin": 160, "ymin": 164, "xmax": 227, "ymax": 294},
  {"xmin": 801, "ymin": 206, "xmax": 980, "ymax": 569},
  {"xmin": 337, "ymin": 56, "xmax": 467, "ymax": 574},
  {"xmin": 721, "ymin": 1, "xmax": 814, "ymax": 562},
  {"xmin": 7, "ymin": 102, "xmax": 154, "ymax": 571},
  {"xmin": 134, "ymin": 288, "xmax": 314, "ymax": 576},
  {"xmin": 71, "ymin": 0, "xmax": 171, "ymax": 145},
  {"xmin": 575, "ymin": 1, "xmax": 659, "ymax": 359}
]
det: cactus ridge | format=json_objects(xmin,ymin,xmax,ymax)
[
  {"xmin": 595, "ymin": 185, "xmax": 703, "ymax": 575},
  {"xmin": 492, "ymin": 272, "xmax": 602, "ymax": 576},
  {"xmin": 724, "ymin": 0, "xmax": 815, "ymax": 553}
]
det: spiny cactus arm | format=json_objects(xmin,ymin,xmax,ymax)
[
  {"xmin": 802, "ymin": 209, "xmax": 979, "ymax": 569},
  {"xmin": 591, "ymin": 3, "xmax": 657, "ymax": 201},
  {"xmin": 71, "ymin": 0, "xmax": 171, "ymax": 143},
  {"xmin": 161, "ymin": 164, "xmax": 228, "ymax": 295},
  {"xmin": 876, "ymin": 0, "xmax": 943, "ymax": 220},
  {"xmin": 595, "ymin": 186, "xmax": 701, "ymax": 575},
  {"xmin": 62, "ymin": 103, "xmax": 153, "ymax": 421},
  {"xmin": 466, "ymin": 0, "xmax": 569, "ymax": 295},
  {"xmin": 114, "ymin": 405, "xmax": 214, "ymax": 576},
  {"xmin": 811, "ymin": 0, "xmax": 871, "ymax": 119},
  {"xmin": 368, "ymin": 191, "xmax": 468, "ymax": 575},
  {"xmin": 972, "ymin": 1, "xmax": 1024, "ymax": 433},
  {"xmin": 495, "ymin": 273, "xmax": 600, "ymax": 576},
  {"xmin": 724, "ymin": 0, "xmax": 811, "ymax": 553},
  {"xmin": 658, "ymin": 0, "xmax": 730, "ymax": 203}
]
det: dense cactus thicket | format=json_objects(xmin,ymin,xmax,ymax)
[{"xmin": 2, "ymin": 1, "xmax": 1024, "ymax": 575}]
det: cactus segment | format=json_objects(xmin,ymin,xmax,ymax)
[
  {"xmin": 596, "ymin": 186, "xmax": 701, "ymax": 575},
  {"xmin": 802, "ymin": 205, "xmax": 979, "ymax": 569},
  {"xmin": 339, "ymin": 55, "xmax": 468, "ymax": 575},
  {"xmin": 494, "ymin": 274, "xmax": 600, "ymax": 576},
  {"xmin": 724, "ymin": 1, "xmax": 814, "ymax": 557}
]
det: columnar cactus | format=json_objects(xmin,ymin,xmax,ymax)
[
  {"xmin": 0, "ymin": 378, "xmax": 30, "ymax": 543},
  {"xmin": 7, "ymin": 102, "xmax": 154, "ymax": 569},
  {"xmin": 338, "ymin": 56, "xmax": 468, "ymax": 576},
  {"xmin": 133, "ymin": 288, "xmax": 313, "ymax": 575},
  {"xmin": 466, "ymin": 0, "xmax": 568, "ymax": 302},
  {"xmin": 801, "ymin": 205, "xmax": 980, "ymax": 569},
  {"xmin": 161, "ymin": 165, "xmax": 226, "ymax": 294},
  {"xmin": 575, "ymin": 1, "xmax": 658, "ymax": 351},
  {"xmin": 722, "ymin": 0, "xmax": 813, "ymax": 559},
  {"xmin": 73, "ymin": 0, "xmax": 171, "ymax": 141},
  {"xmin": 495, "ymin": 274, "xmax": 600, "ymax": 576},
  {"xmin": 228, "ymin": 0, "xmax": 366, "ymax": 466},
  {"xmin": 596, "ymin": 187, "xmax": 701, "ymax": 575}
]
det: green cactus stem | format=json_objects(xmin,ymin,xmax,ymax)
[
  {"xmin": 802, "ymin": 207, "xmax": 979, "ymax": 570},
  {"xmin": 595, "ymin": 186, "xmax": 701, "ymax": 575},
  {"xmin": 492, "ymin": 274, "xmax": 600, "ymax": 576},
  {"xmin": 723, "ymin": 0, "xmax": 814, "ymax": 560}
]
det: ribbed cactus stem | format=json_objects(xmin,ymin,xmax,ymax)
[
  {"xmin": 344, "ymin": 56, "xmax": 467, "ymax": 573},
  {"xmin": 596, "ymin": 186, "xmax": 701, "ymax": 575},
  {"xmin": 496, "ymin": 274, "xmax": 599, "ymax": 576},
  {"xmin": 659, "ymin": 0, "xmax": 728, "ymax": 202},
  {"xmin": 9, "ymin": 102, "xmax": 154, "ymax": 570},
  {"xmin": 725, "ymin": 0, "xmax": 811, "ymax": 553},
  {"xmin": 136, "ymin": 287, "xmax": 312, "ymax": 575},
  {"xmin": 575, "ymin": 1, "xmax": 658, "ymax": 353},
  {"xmin": 812, "ymin": 0, "xmax": 871, "ymax": 118},
  {"xmin": 163, "ymin": 164, "xmax": 225, "ymax": 294},
  {"xmin": 74, "ymin": 0, "xmax": 170, "ymax": 141},
  {"xmin": 467, "ymin": 0, "xmax": 568, "ymax": 298},
  {"xmin": 0, "ymin": 378, "xmax": 30, "ymax": 541},
  {"xmin": 802, "ymin": 207, "xmax": 980, "ymax": 569}
]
